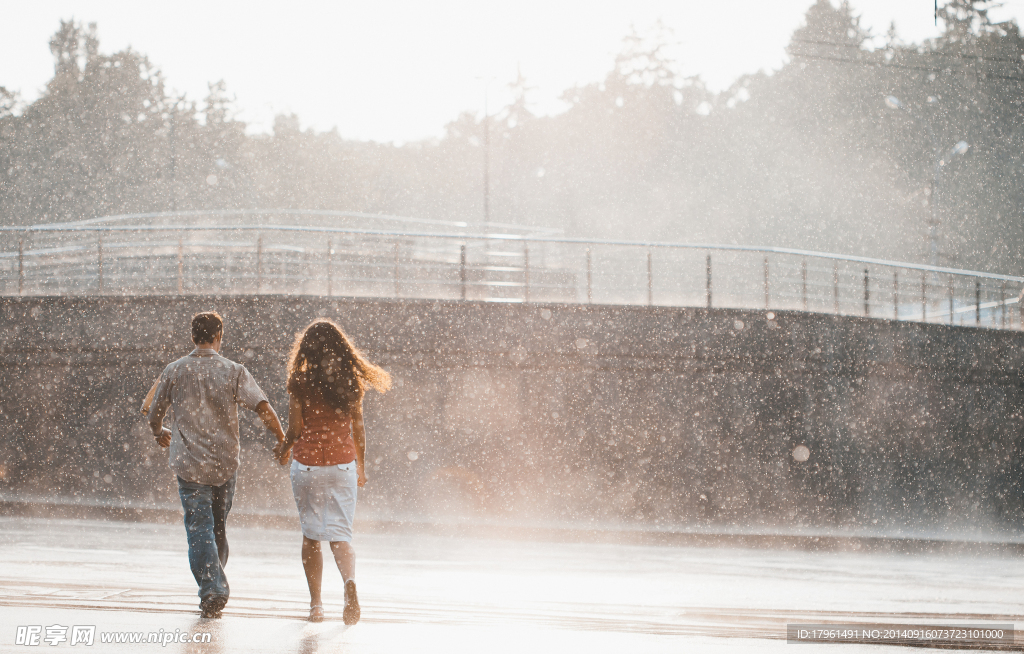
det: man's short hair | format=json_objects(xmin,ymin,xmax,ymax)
[{"xmin": 192, "ymin": 312, "xmax": 224, "ymax": 344}]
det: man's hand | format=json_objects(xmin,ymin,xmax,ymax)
[
  {"xmin": 357, "ymin": 463, "xmax": 367, "ymax": 488},
  {"xmin": 155, "ymin": 427, "xmax": 171, "ymax": 448},
  {"xmin": 272, "ymin": 439, "xmax": 292, "ymax": 466}
]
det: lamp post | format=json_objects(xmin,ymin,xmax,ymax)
[
  {"xmin": 167, "ymin": 95, "xmax": 186, "ymax": 212},
  {"xmin": 484, "ymin": 87, "xmax": 490, "ymax": 224},
  {"xmin": 884, "ymin": 95, "xmax": 969, "ymax": 268},
  {"xmin": 476, "ymin": 76, "xmax": 495, "ymax": 224}
]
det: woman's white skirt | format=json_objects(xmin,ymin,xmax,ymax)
[{"xmin": 289, "ymin": 459, "xmax": 358, "ymax": 542}]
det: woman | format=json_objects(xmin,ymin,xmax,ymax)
[{"xmin": 273, "ymin": 319, "xmax": 391, "ymax": 624}]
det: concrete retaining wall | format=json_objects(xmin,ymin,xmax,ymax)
[{"xmin": 2, "ymin": 296, "xmax": 1023, "ymax": 537}]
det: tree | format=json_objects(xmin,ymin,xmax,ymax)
[
  {"xmin": 6, "ymin": 7, "xmax": 1024, "ymax": 274},
  {"xmin": 0, "ymin": 21, "xmax": 171, "ymax": 223}
]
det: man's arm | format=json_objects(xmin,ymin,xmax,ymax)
[
  {"xmin": 273, "ymin": 395, "xmax": 303, "ymax": 465},
  {"xmin": 237, "ymin": 367, "xmax": 284, "ymax": 444},
  {"xmin": 255, "ymin": 401, "xmax": 286, "ymax": 444},
  {"xmin": 352, "ymin": 402, "xmax": 366, "ymax": 487},
  {"xmin": 140, "ymin": 378, "xmax": 160, "ymax": 416},
  {"xmin": 148, "ymin": 373, "xmax": 173, "ymax": 448}
]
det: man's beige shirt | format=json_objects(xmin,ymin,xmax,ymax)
[{"xmin": 148, "ymin": 348, "xmax": 268, "ymax": 485}]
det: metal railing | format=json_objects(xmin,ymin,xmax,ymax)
[{"xmin": 2, "ymin": 212, "xmax": 1023, "ymax": 330}]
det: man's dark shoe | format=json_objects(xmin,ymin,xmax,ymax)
[
  {"xmin": 200, "ymin": 595, "xmax": 228, "ymax": 619},
  {"xmin": 343, "ymin": 580, "xmax": 360, "ymax": 625}
]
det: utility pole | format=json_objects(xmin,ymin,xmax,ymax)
[
  {"xmin": 475, "ymin": 76, "xmax": 495, "ymax": 225},
  {"xmin": 884, "ymin": 96, "xmax": 968, "ymax": 268},
  {"xmin": 483, "ymin": 85, "xmax": 490, "ymax": 224},
  {"xmin": 168, "ymin": 95, "xmax": 185, "ymax": 212},
  {"xmin": 169, "ymin": 111, "xmax": 176, "ymax": 212}
]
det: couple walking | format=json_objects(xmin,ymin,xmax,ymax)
[{"xmin": 145, "ymin": 312, "xmax": 391, "ymax": 623}]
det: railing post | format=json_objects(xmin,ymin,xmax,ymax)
[
  {"xmin": 394, "ymin": 241, "xmax": 400, "ymax": 298},
  {"xmin": 327, "ymin": 239, "xmax": 333, "ymax": 297},
  {"xmin": 893, "ymin": 270, "xmax": 899, "ymax": 320},
  {"xmin": 704, "ymin": 253, "xmax": 711, "ymax": 309},
  {"xmin": 177, "ymin": 238, "xmax": 184, "ymax": 294},
  {"xmin": 460, "ymin": 244, "xmax": 467, "ymax": 301},
  {"xmin": 98, "ymin": 236, "xmax": 104, "ymax": 293},
  {"xmin": 863, "ymin": 268, "xmax": 869, "ymax": 317},
  {"xmin": 797, "ymin": 259, "xmax": 805, "ymax": 310},
  {"xmin": 833, "ymin": 262, "xmax": 839, "ymax": 314},
  {"xmin": 763, "ymin": 257, "xmax": 769, "ymax": 309},
  {"xmin": 948, "ymin": 278, "xmax": 954, "ymax": 325},
  {"xmin": 257, "ymin": 234, "xmax": 263, "ymax": 294},
  {"xmin": 921, "ymin": 272, "xmax": 927, "ymax": 321},
  {"xmin": 18, "ymin": 239, "xmax": 24, "ymax": 296},
  {"xmin": 1019, "ymin": 287, "xmax": 1024, "ymax": 329},
  {"xmin": 586, "ymin": 248, "xmax": 592, "ymax": 304},
  {"xmin": 1001, "ymin": 282, "xmax": 1006, "ymax": 328},
  {"xmin": 975, "ymin": 280, "xmax": 981, "ymax": 325},
  {"xmin": 524, "ymin": 245, "xmax": 531, "ymax": 303}
]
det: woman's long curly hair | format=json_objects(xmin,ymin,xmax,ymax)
[{"xmin": 286, "ymin": 319, "xmax": 391, "ymax": 414}]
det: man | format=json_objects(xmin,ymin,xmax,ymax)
[{"xmin": 148, "ymin": 311, "xmax": 286, "ymax": 619}]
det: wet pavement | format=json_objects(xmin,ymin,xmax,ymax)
[{"xmin": 0, "ymin": 516, "xmax": 1021, "ymax": 652}]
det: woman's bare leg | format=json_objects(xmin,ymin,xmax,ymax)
[
  {"xmin": 301, "ymin": 537, "xmax": 324, "ymax": 606},
  {"xmin": 331, "ymin": 541, "xmax": 360, "ymax": 624},
  {"xmin": 329, "ymin": 541, "xmax": 355, "ymax": 582}
]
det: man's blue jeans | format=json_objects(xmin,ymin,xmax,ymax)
[{"xmin": 177, "ymin": 474, "xmax": 235, "ymax": 601}]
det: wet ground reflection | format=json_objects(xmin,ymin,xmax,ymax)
[{"xmin": 0, "ymin": 517, "xmax": 1021, "ymax": 652}]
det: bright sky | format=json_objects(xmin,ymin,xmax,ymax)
[{"xmin": 1, "ymin": 1, "xmax": 1021, "ymax": 143}]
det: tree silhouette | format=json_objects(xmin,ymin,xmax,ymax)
[{"xmin": 4, "ymin": 8, "xmax": 1024, "ymax": 274}]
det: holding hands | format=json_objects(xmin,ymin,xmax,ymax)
[{"xmin": 273, "ymin": 439, "xmax": 292, "ymax": 466}]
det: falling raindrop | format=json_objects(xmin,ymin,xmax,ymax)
[{"xmin": 792, "ymin": 445, "xmax": 810, "ymax": 462}]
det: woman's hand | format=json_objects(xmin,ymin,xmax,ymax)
[
  {"xmin": 357, "ymin": 464, "xmax": 367, "ymax": 487},
  {"xmin": 273, "ymin": 440, "xmax": 292, "ymax": 466}
]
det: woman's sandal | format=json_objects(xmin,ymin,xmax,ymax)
[{"xmin": 308, "ymin": 604, "xmax": 325, "ymax": 623}]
